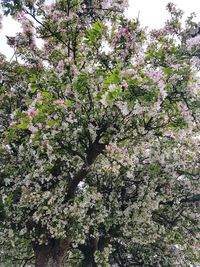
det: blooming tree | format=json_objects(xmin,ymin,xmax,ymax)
[{"xmin": 0, "ymin": 0, "xmax": 199, "ymax": 266}]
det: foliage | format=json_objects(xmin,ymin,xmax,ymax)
[{"xmin": 0, "ymin": 0, "xmax": 199, "ymax": 266}]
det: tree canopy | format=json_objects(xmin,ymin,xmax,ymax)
[{"xmin": 0, "ymin": 0, "xmax": 199, "ymax": 266}]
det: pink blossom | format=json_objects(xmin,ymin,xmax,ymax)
[
  {"xmin": 28, "ymin": 109, "xmax": 37, "ymax": 118},
  {"xmin": 125, "ymin": 69, "xmax": 135, "ymax": 76},
  {"xmin": 106, "ymin": 144, "xmax": 113, "ymax": 152},
  {"xmin": 28, "ymin": 125, "xmax": 38, "ymax": 133},
  {"xmin": 64, "ymin": 87, "xmax": 72, "ymax": 96},
  {"xmin": 187, "ymin": 35, "xmax": 200, "ymax": 51},
  {"xmin": 149, "ymin": 70, "xmax": 163, "ymax": 83},
  {"xmin": 109, "ymin": 84, "xmax": 116, "ymax": 91},
  {"xmin": 57, "ymin": 60, "xmax": 64, "ymax": 70},
  {"xmin": 42, "ymin": 139, "xmax": 49, "ymax": 145},
  {"xmin": 122, "ymin": 81, "xmax": 128, "ymax": 90},
  {"xmin": 54, "ymin": 99, "xmax": 64, "ymax": 105},
  {"xmin": 178, "ymin": 103, "xmax": 189, "ymax": 118},
  {"xmin": 119, "ymin": 28, "xmax": 129, "ymax": 34}
]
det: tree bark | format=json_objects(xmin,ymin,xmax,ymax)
[
  {"xmin": 80, "ymin": 245, "xmax": 98, "ymax": 267},
  {"xmin": 79, "ymin": 237, "xmax": 99, "ymax": 267},
  {"xmin": 33, "ymin": 239, "xmax": 70, "ymax": 267}
]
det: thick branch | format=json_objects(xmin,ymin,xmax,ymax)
[
  {"xmin": 65, "ymin": 141, "xmax": 106, "ymax": 201},
  {"xmin": 66, "ymin": 164, "xmax": 89, "ymax": 201}
]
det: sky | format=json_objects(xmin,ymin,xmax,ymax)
[{"xmin": 1, "ymin": 0, "xmax": 200, "ymax": 59}]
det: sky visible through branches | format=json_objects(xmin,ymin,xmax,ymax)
[{"xmin": 1, "ymin": 0, "xmax": 200, "ymax": 59}]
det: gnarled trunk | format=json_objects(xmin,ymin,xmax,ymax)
[{"xmin": 33, "ymin": 239, "xmax": 70, "ymax": 267}]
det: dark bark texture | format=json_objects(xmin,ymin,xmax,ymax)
[{"xmin": 33, "ymin": 239, "xmax": 70, "ymax": 267}]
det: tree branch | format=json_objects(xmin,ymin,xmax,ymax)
[
  {"xmin": 24, "ymin": 9, "xmax": 73, "ymax": 51},
  {"xmin": 65, "ymin": 140, "xmax": 106, "ymax": 201}
]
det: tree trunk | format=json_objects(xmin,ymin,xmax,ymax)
[
  {"xmin": 33, "ymin": 239, "xmax": 70, "ymax": 267},
  {"xmin": 79, "ymin": 239, "xmax": 98, "ymax": 267},
  {"xmin": 82, "ymin": 255, "xmax": 98, "ymax": 267}
]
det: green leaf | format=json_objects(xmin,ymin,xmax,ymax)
[
  {"xmin": 64, "ymin": 100, "xmax": 73, "ymax": 107},
  {"xmin": 16, "ymin": 123, "xmax": 29, "ymax": 129},
  {"xmin": 31, "ymin": 88, "xmax": 37, "ymax": 93},
  {"xmin": 85, "ymin": 22, "xmax": 103, "ymax": 43},
  {"xmin": 41, "ymin": 91, "xmax": 51, "ymax": 97}
]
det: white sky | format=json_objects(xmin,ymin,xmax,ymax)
[{"xmin": 1, "ymin": 0, "xmax": 200, "ymax": 59}]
